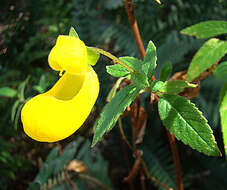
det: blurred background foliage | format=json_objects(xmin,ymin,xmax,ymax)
[{"xmin": 0, "ymin": 0, "xmax": 227, "ymax": 189}]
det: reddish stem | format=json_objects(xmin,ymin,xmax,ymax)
[
  {"xmin": 122, "ymin": 0, "xmax": 146, "ymax": 59},
  {"xmin": 167, "ymin": 130, "xmax": 184, "ymax": 190}
]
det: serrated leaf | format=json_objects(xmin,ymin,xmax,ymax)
[
  {"xmin": 143, "ymin": 41, "xmax": 157, "ymax": 79},
  {"xmin": 120, "ymin": 57, "xmax": 149, "ymax": 89},
  {"xmin": 151, "ymin": 80, "xmax": 164, "ymax": 93},
  {"xmin": 87, "ymin": 47, "xmax": 100, "ymax": 66},
  {"xmin": 160, "ymin": 80, "xmax": 197, "ymax": 94},
  {"xmin": 30, "ymin": 139, "xmax": 82, "ymax": 189},
  {"xmin": 92, "ymin": 84, "xmax": 140, "ymax": 147},
  {"xmin": 69, "ymin": 27, "xmax": 79, "ymax": 38},
  {"xmin": 220, "ymin": 86, "xmax": 227, "ymax": 157},
  {"xmin": 186, "ymin": 38, "xmax": 227, "ymax": 82},
  {"xmin": 160, "ymin": 62, "xmax": 172, "ymax": 81},
  {"xmin": 45, "ymin": 147, "xmax": 59, "ymax": 163},
  {"xmin": 213, "ymin": 61, "xmax": 227, "ymax": 82},
  {"xmin": 158, "ymin": 94, "xmax": 220, "ymax": 156},
  {"xmin": 106, "ymin": 64, "xmax": 130, "ymax": 77},
  {"xmin": 181, "ymin": 20, "xmax": 227, "ymax": 39},
  {"xmin": 107, "ymin": 77, "xmax": 125, "ymax": 102},
  {"xmin": 0, "ymin": 87, "xmax": 17, "ymax": 98}
]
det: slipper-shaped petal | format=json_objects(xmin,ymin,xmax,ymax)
[
  {"xmin": 48, "ymin": 35, "xmax": 88, "ymax": 75},
  {"xmin": 21, "ymin": 66, "xmax": 99, "ymax": 142}
]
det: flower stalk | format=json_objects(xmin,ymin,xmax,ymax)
[{"xmin": 89, "ymin": 47, "xmax": 135, "ymax": 73}]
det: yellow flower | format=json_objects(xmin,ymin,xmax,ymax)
[{"xmin": 21, "ymin": 35, "xmax": 99, "ymax": 142}]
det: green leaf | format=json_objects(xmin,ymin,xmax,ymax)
[
  {"xmin": 181, "ymin": 20, "xmax": 227, "ymax": 39},
  {"xmin": 11, "ymin": 100, "xmax": 20, "ymax": 122},
  {"xmin": 69, "ymin": 26, "xmax": 79, "ymax": 38},
  {"xmin": 213, "ymin": 61, "xmax": 227, "ymax": 82},
  {"xmin": 160, "ymin": 62, "xmax": 172, "ymax": 81},
  {"xmin": 106, "ymin": 64, "xmax": 130, "ymax": 77},
  {"xmin": 158, "ymin": 94, "xmax": 220, "ymax": 156},
  {"xmin": 160, "ymin": 80, "xmax": 197, "ymax": 94},
  {"xmin": 143, "ymin": 41, "xmax": 157, "ymax": 79},
  {"xmin": 87, "ymin": 47, "xmax": 100, "ymax": 66},
  {"xmin": 219, "ymin": 83, "xmax": 227, "ymax": 104},
  {"xmin": 220, "ymin": 85, "xmax": 227, "ymax": 157},
  {"xmin": 119, "ymin": 56, "xmax": 143, "ymax": 71},
  {"xmin": 186, "ymin": 38, "xmax": 227, "ymax": 82},
  {"xmin": 18, "ymin": 76, "xmax": 30, "ymax": 100},
  {"xmin": 0, "ymin": 87, "xmax": 17, "ymax": 98},
  {"xmin": 92, "ymin": 84, "xmax": 140, "ymax": 147},
  {"xmin": 120, "ymin": 57, "xmax": 149, "ymax": 89},
  {"xmin": 107, "ymin": 77, "xmax": 125, "ymax": 102},
  {"xmin": 151, "ymin": 80, "xmax": 164, "ymax": 93},
  {"xmin": 14, "ymin": 104, "xmax": 24, "ymax": 130}
]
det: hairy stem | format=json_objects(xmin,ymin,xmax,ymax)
[
  {"xmin": 90, "ymin": 47, "xmax": 135, "ymax": 73},
  {"xmin": 167, "ymin": 130, "xmax": 184, "ymax": 190},
  {"xmin": 118, "ymin": 118, "xmax": 133, "ymax": 151},
  {"xmin": 122, "ymin": 0, "xmax": 146, "ymax": 59}
]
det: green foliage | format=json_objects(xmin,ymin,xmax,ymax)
[
  {"xmin": 151, "ymin": 80, "xmax": 196, "ymax": 94},
  {"xmin": 0, "ymin": 87, "xmax": 17, "ymax": 98},
  {"xmin": 69, "ymin": 27, "xmax": 79, "ymax": 38},
  {"xmin": 181, "ymin": 20, "xmax": 227, "ymax": 39},
  {"xmin": 87, "ymin": 47, "xmax": 100, "ymax": 66},
  {"xmin": 92, "ymin": 84, "xmax": 140, "ymax": 147},
  {"xmin": 143, "ymin": 41, "xmax": 157, "ymax": 80},
  {"xmin": 120, "ymin": 56, "xmax": 149, "ymax": 88},
  {"xmin": 186, "ymin": 38, "xmax": 227, "ymax": 82},
  {"xmin": 159, "ymin": 80, "xmax": 196, "ymax": 94},
  {"xmin": 29, "ymin": 137, "xmax": 114, "ymax": 190},
  {"xmin": 106, "ymin": 77, "xmax": 126, "ymax": 102},
  {"xmin": 106, "ymin": 64, "xmax": 130, "ymax": 77},
  {"xmin": 219, "ymin": 85, "xmax": 227, "ymax": 157},
  {"xmin": 213, "ymin": 61, "xmax": 227, "ymax": 82},
  {"xmin": 142, "ymin": 140, "xmax": 176, "ymax": 190},
  {"xmin": 159, "ymin": 62, "xmax": 172, "ymax": 81},
  {"xmin": 158, "ymin": 94, "xmax": 220, "ymax": 156},
  {"xmin": 151, "ymin": 81, "xmax": 165, "ymax": 93}
]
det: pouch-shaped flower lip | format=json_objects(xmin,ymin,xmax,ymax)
[
  {"xmin": 21, "ymin": 66, "xmax": 99, "ymax": 142},
  {"xmin": 48, "ymin": 35, "xmax": 88, "ymax": 75}
]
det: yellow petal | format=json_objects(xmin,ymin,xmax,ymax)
[
  {"xmin": 48, "ymin": 35, "xmax": 88, "ymax": 75},
  {"xmin": 21, "ymin": 67, "xmax": 99, "ymax": 142}
]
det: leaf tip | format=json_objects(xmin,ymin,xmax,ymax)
[{"xmin": 69, "ymin": 27, "xmax": 79, "ymax": 38}]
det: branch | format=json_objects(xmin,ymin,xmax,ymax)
[
  {"xmin": 167, "ymin": 130, "xmax": 184, "ymax": 190},
  {"xmin": 141, "ymin": 160, "xmax": 174, "ymax": 190},
  {"xmin": 122, "ymin": 0, "xmax": 146, "ymax": 59}
]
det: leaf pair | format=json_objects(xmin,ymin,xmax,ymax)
[
  {"xmin": 92, "ymin": 33, "xmax": 221, "ymax": 156},
  {"xmin": 92, "ymin": 41, "xmax": 157, "ymax": 147},
  {"xmin": 181, "ymin": 21, "xmax": 227, "ymax": 82},
  {"xmin": 181, "ymin": 20, "xmax": 227, "ymax": 156}
]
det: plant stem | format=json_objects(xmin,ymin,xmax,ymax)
[
  {"xmin": 167, "ymin": 130, "xmax": 184, "ymax": 190},
  {"xmin": 141, "ymin": 160, "xmax": 174, "ymax": 190},
  {"xmin": 122, "ymin": 0, "xmax": 146, "ymax": 59},
  {"xmin": 119, "ymin": 117, "xmax": 173, "ymax": 190},
  {"xmin": 90, "ymin": 47, "xmax": 135, "ymax": 73},
  {"xmin": 118, "ymin": 118, "xmax": 133, "ymax": 151}
]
